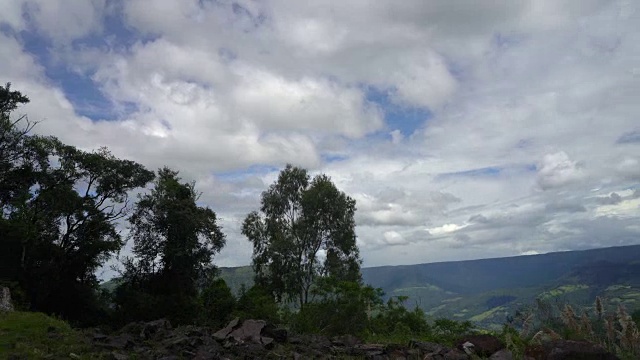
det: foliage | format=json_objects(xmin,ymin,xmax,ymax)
[
  {"xmin": 0, "ymin": 84, "xmax": 155, "ymax": 325},
  {"xmin": 286, "ymin": 278, "xmax": 382, "ymax": 336},
  {"xmin": 116, "ymin": 168, "xmax": 226, "ymax": 325},
  {"xmin": 367, "ymin": 296, "xmax": 431, "ymax": 341},
  {"xmin": 234, "ymin": 284, "xmax": 281, "ymax": 323},
  {"xmin": 199, "ymin": 278, "xmax": 236, "ymax": 328},
  {"xmin": 242, "ymin": 164, "xmax": 361, "ymax": 308}
]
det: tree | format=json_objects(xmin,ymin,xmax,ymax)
[
  {"xmin": 0, "ymin": 84, "xmax": 155, "ymax": 323},
  {"xmin": 242, "ymin": 164, "xmax": 361, "ymax": 308},
  {"xmin": 116, "ymin": 168, "xmax": 226, "ymax": 324},
  {"xmin": 199, "ymin": 278, "xmax": 236, "ymax": 327}
]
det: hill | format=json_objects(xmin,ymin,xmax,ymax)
[{"xmin": 219, "ymin": 245, "xmax": 640, "ymax": 329}]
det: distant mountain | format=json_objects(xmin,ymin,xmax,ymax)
[{"xmin": 219, "ymin": 245, "xmax": 640, "ymax": 330}]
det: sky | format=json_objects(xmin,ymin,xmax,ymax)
[{"xmin": 1, "ymin": 1, "xmax": 640, "ymax": 276}]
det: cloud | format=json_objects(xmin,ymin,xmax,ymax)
[
  {"xmin": 536, "ymin": 152, "xmax": 584, "ymax": 190},
  {"xmin": 1, "ymin": 0, "xmax": 639, "ymax": 270}
]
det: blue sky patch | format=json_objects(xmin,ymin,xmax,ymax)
[
  {"xmin": 18, "ymin": 30, "xmax": 116, "ymax": 120},
  {"xmin": 364, "ymin": 86, "xmax": 432, "ymax": 138},
  {"xmin": 616, "ymin": 130, "xmax": 640, "ymax": 144}
]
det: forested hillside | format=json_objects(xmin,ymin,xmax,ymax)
[{"xmin": 220, "ymin": 245, "xmax": 640, "ymax": 329}]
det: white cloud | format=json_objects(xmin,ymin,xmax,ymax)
[{"xmin": 536, "ymin": 152, "xmax": 584, "ymax": 190}]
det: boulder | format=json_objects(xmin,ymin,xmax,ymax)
[
  {"xmin": 262, "ymin": 323, "xmax": 288, "ymax": 343},
  {"xmin": 456, "ymin": 334, "xmax": 504, "ymax": 357},
  {"xmin": 228, "ymin": 319, "xmax": 266, "ymax": 343},
  {"xmin": 213, "ymin": 317, "xmax": 240, "ymax": 341},
  {"xmin": 411, "ymin": 340, "xmax": 451, "ymax": 358},
  {"xmin": 140, "ymin": 318, "xmax": 172, "ymax": 340},
  {"xmin": 490, "ymin": 349, "xmax": 514, "ymax": 360},
  {"xmin": 0, "ymin": 287, "xmax": 14, "ymax": 312},
  {"xmin": 525, "ymin": 340, "xmax": 619, "ymax": 360}
]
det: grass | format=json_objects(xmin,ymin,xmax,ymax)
[
  {"xmin": 0, "ymin": 311, "xmax": 97, "ymax": 359},
  {"xmin": 504, "ymin": 297, "xmax": 640, "ymax": 360}
]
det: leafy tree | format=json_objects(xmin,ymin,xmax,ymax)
[
  {"xmin": 116, "ymin": 168, "xmax": 226, "ymax": 324},
  {"xmin": 242, "ymin": 164, "xmax": 361, "ymax": 308},
  {"xmin": 0, "ymin": 84, "xmax": 155, "ymax": 323}
]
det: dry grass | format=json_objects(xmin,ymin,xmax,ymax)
[{"xmin": 512, "ymin": 298, "xmax": 640, "ymax": 359}]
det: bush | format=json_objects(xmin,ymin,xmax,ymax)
[
  {"xmin": 199, "ymin": 278, "xmax": 236, "ymax": 328},
  {"xmin": 234, "ymin": 285, "xmax": 280, "ymax": 323},
  {"xmin": 288, "ymin": 279, "xmax": 381, "ymax": 336}
]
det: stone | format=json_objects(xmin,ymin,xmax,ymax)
[
  {"xmin": 332, "ymin": 334, "xmax": 362, "ymax": 347},
  {"xmin": 262, "ymin": 324, "xmax": 288, "ymax": 343},
  {"xmin": 490, "ymin": 349, "xmax": 514, "ymax": 360},
  {"xmin": 105, "ymin": 334, "xmax": 136, "ymax": 350},
  {"xmin": 409, "ymin": 340, "xmax": 447, "ymax": 354},
  {"xmin": 443, "ymin": 349, "xmax": 470, "ymax": 360},
  {"xmin": 526, "ymin": 340, "xmax": 619, "ymax": 360},
  {"xmin": 140, "ymin": 319, "xmax": 172, "ymax": 340},
  {"xmin": 0, "ymin": 287, "xmax": 14, "ymax": 312},
  {"xmin": 352, "ymin": 343, "xmax": 385, "ymax": 357},
  {"xmin": 194, "ymin": 344, "xmax": 223, "ymax": 360},
  {"xmin": 213, "ymin": 317, "xmax": 240, "ymax": 341},
  {"xmin": 456, "ymin": 334, "xmax": 504, "ymax": 357},
  {"xmin": 110, "ymin": 352, "xmax": 129, "ymax": 360},
  {"xmin": 228, "ymin": 319, "xmax": 266, "ymax": 343}
]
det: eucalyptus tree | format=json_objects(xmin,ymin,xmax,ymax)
[{"xmin": 242, "ymin": 164, "xmax": 361, "ymax": 308}]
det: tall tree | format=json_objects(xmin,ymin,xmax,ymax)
[
  {"xmin": 0, "ymin": 84, "xmax": 155, "ymax": 322},
  {"xmin": 242, "ymin": 164, "xmax": 361, "ymax": 308},
  {"xmin": 117, "ymin": 168, "xmax": 226, "ymax": 324}
]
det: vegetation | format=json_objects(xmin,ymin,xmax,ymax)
[
  {"xmin": 242, "ymin": 164, "xmax": 361, "ymax": 308},
  {"xmin": 0, "ymin": 312, "xmax": 94, "ymax": 359},
  {"xmin": 0, "ymin": 83, "xmax": 154, "ymax": 325},
  {"xmin": 503, "ymin": 297, "xmax": 640, "ymax": 359},
  {"xmin": 115, "ymin": 168, "xmax": 226, "ymax": 325}
]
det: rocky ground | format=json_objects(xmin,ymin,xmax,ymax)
[{"xmin": 83, "ymin": 318, "xmax": 620, "ymax": 360}]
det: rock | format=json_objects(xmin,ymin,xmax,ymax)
[
  {"xmin": 490, "ymin": 349, "xmax": 514, "ymax": 360},
  {"xmin": 194, "ymin": 344, "xmax": 223, "ymax": 360},
  {"xmin": 0, "ymin": 287, "xmax": 14, "ymax": 312},
  {"xmin": 105, "ymin": 334, "xmax": 136, "ymax": 350},
  {"xmin": 140, "ymin": 319, "xmax": 172, "ymax": 340},
  {"xmin": 213, "ymin": 317, "xmax": 240, "ymax": 341},
  {"xmin": 526, "ymin": 340, "xmax": 619, "ymax": 360},
  {"xmin": 332, "ymin": 334, "xmax": 362, "ymax": 347},
  {"xmin": 456, "ymin": 334, "xmax": 504, "ymax": 357},
  {"xmin": 110, "ymin": 352, "xmax": 129, "ymax": 360},
  {"xmin": 352, "ymin": 343, "xmax": 385, "ymax": 357},
  {"xmin": 228, "ymin": 319, "xmax": 266, "ymax": 343},
  {"xmin": 461, "ymin": 341, "xmax": 475, "ymax": 355},
  {"xmin": 443, "ymin": 349, "xmax": 470, "ymax": 360},
  {"xmin": 409, "ymin": 340, "xmax": 447, "ymax": 354},
  {"xmin": 261, "ymin": 336, "xmax": 274, "ymax": 348},
  {"xmin": 262, "ymin": 324, "xmax": 288, "ymax": 343}
]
